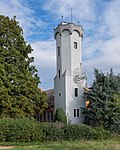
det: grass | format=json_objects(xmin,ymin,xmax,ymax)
[{"xmin": 0, "ymin": 139, "xmax": 120, "ymax": 150}]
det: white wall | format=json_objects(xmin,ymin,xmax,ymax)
[
  {"xmin": 61, "ymin": 30, "xmax": 71, "ymax": 75},
  {"xmin": 54, "ymin": 76, "xmax": 66, "ymax": 112}
]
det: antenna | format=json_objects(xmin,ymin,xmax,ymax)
[
  {"xmin": 61, "ymin": 16, "xmax": 64, "ymax": 22},
  {"xmin": 71, "ymin": 7, "xmax": 73, "ymax": 23}
]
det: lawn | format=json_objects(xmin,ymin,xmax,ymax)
[{"xmin": 0, "ymin": 139, "xmax": 120, "ymax": 150}]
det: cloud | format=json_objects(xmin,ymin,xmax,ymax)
[
  {"xmin": 0, "ymin": 0, "xmax": 46, "ymax": 38},
  {"xmin": 31, "ymin": 40, "xmax": 56, "ymax": 90},
  {"xmin": 31, "ymin": 40, "xmax": 56, "ymax": 67},
  {"xmin": 104, "ymin": 0, "xmax": 120, "ymax": 37},
  {"xmin": 43, "ymin": 0, "xmax": 96, "ymax": 21}
]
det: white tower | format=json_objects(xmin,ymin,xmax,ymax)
[{"xmin": 54, "ymin": 22, "xmax": 86, "ymax": 124}]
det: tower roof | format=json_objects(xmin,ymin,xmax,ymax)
[{"xmin": 54, "ymin": 22, "xmax": 83, "ymax": 39}]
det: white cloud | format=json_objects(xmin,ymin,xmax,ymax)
[
  {"xmin": 43, "ymin": 0, "xmax": 96, "ymax": 22},
  {"xmin": 0, "ymin": 0, "xmax": 46, "ymax": 38},
  {"xmin": 31, "ymin": 40, "xmax": 56, "ymax": 67},
  {"xmin": 31, "ymin": 40, "xmax": 56, "ymax": 90},
  {"xmin": 104, "ymin": 0, "xmax": 120, "ymax": 37}
]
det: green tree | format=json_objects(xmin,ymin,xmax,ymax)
[
  {"xmin": 83, "ymin": 69, "xmax": 120, "ymax": 133},
  {"xmin": 54, "ymin": 108, "xmax": 67, "ymax": 124},
  {"xmin": 0, "ymin": 16, "xmax": 48, "ymax": 118}
]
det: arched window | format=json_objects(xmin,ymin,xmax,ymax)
[
  {"xmin": 75, "ymin": 88, "xmax": 78, "ymax": 97},
  {"xmin": 74, "ymin": 42, "xmax": 77, "ymax": 49}
]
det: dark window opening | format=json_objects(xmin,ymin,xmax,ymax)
[
  {"xmin": 58, "ymin": 47, "xmax": 60, "ymax": 56},
  {"xmin": 77, "ymin": 109, "xmax": 79, "ymax": 117},
  {"xmin": 74, "ymin": 109, "xmax": 80, "ymax": 117},
  {"xmin": 51, "ymin": 111, "xmax": 53, "ymax": 121},
  {"xmin": 43, "ymin": 112, "xmax": 46, "ymax": 122},
  {"xmin": 39, "ymin": 114, "xmax": 43, "ymax": 122},
  {"xmin": 58, "ymin": 69, "xmax": 60, "ymax": 78},
  {"xmin": 59, "ymin": 93, "xmax": 61, "ymax": 96},
  {"xmin": 75, "ymin": 88, "xmax": 78, "ymax": 97},
  {"xmin": 74, "ymin": 42, "xmax": 77, "ymax": 49},
  {"xmin": 47, "ymin": 111, "xmax": 50, "ymax": 122},
  {"xmin": 74, "ymin": 109, "xmax": 76, "ymax": 117}
]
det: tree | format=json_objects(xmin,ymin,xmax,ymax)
[
  {"xmin": 54, "ymin": 108, "xmax": 67, "ymax": 124},
  {"xmin": 0, "ymin": 16, "xmax": 48, "ymax": 118},
  {"xmin": 83, "ymin": 69, "xmax": 120, "ymax": 133}
]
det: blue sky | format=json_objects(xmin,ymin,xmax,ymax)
[{"xmin": 0, "ymin": 0, "xmax": 120, "ymax": 90}]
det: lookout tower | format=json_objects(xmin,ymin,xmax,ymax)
[{"xmin": 54, "ymin": 22, "xmax": 86, "ymax": 124}]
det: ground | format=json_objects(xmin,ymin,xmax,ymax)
[{"xmin": 0, "ymin": 139, "xmax": 120, "ymax": 150}]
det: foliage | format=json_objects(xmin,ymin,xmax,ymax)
[
  {"xmin": 83, "ymin": 69, "xmax": 120, "ymax": 133},
  {"xmin": 0, "ymin": 117, "xmax": 114, "ymax": 142},
  {"xmin": 0, "ymin": 15, "xmax": 48, "ymax": 118},
  {"xmin": 0, "ymin": 117, "xmax": 44, "ymax": 142},
  {"xmin": 54, "ymin": 108, "xmax": 67, "ymax": 124},
  {"xmin": 63, "ymin": 124, "xmax": 111, "ymax": 141},
  {"xmin": 41, "ymin": 124, "xmax": 64, "ymax": 141}
]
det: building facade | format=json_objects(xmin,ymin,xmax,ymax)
[
  {"xmin": 36, "ymin": 89, "xmax": 54, "ymax": 122},
  {"xmin": 54, "ymin": 22, "xmax": 86, "ymax": 124}
]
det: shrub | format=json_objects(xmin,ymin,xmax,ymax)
[
  {"xmin": 0, "ymin": 117, "xmax": 112, "ymax": 142},
  {"xmin": 54, "ymin": 108, "xmax": 67, "ymax": 124},
  {"xmin": 91, "ymin": 126, "xmax": 111, "ymax": 140},
  {"xmin": 63, "ymin": 124, "xmax": 111, "ymax": 141},
  {"xmin": 63, "ymin": 124, "xmax": 89, "ymax": 140},
  {"xmin": 41, "ymin": 124, "xmax": 63, "ymax": 141},
  {"xmin": 0, "ymin": 117, "xmax": 44, "ymax": 142}
]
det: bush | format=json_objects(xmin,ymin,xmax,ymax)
[
  {"xmin": 54, "ymin": 108, "xmax": 67, "ymax": 124},
  {"xmin": 41, "ymin": 124, "xmax": 63, "ymax": 141},
  {"xmin": 91, "ymin": 126, "xmax": 111, "ymax": 140},
  {"xmin": 63, "ymin": 124, "xmax": 111, "ymax": 141},
  {"xmin": 0, "ymin": 117, "xmax": 44, "ymax": 142},
  {"xmin": 0, "ymin": 117, "xmax": 112, "ymax": 142}
]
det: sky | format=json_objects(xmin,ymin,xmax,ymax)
[{"xmin": 0, "ymin": 0, "xmax": 120, "ymax": 90}]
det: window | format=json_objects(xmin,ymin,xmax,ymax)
[
  {"xmin": 43, "ymin": 112, "xmax": 46, "ymax": 122},
  {"xmin": 74, "ymin": 42, "xmax": 77, "ymax": 49},
  {"xmin": 77, "ymin": 109, "xmax": 79, "ymax": 117},
  {"xmin": 58, "ymin": 69, "xmax": 60, "ymax": 78},
  {"xmin": 74, "ymin": 109, "xmax": 80, "ymax": 117},
  {"xmin": 51, "ymin": 111, "xmax": 53, "ymax": 121},
  {"xmin": 59, "ymin": 93, "xmax": 61, "ymax": 96},
  {"xmin": 74, "ymin": 109, "xmax": 76, "ymax": 117},
  {"xmin": 58, "ymin": 47, "xmax": 60, "ymax": 56},
  {"xmin": 75, "ymin": 88, "xmax": 78, "ymax": 97},
  {"xmin": 47, "ymin": 111, "xmax": 50, "ymax": 122},
  {"xmin": 39, "ymin": 114, "xmax": 43, "ymax": 122}
]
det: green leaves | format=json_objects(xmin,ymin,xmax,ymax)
[
  {"xmin": 54, "ymin": 108, "xmax": 67, "ymax": 124},
  {"xmin": 0, "ymin": 15, "xmax": 47, "ymax": 118},
  {"xmin": 83, "ymin": 68, "xmax": 120, "ymax": 133}
]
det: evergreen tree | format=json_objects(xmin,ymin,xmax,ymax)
[
  {"xmin": 0, "ymin": 16, "xmax": 48, "ymax": 118},
  {"xmin": 83, "ymin": 69, "xmax": 120, "ymax": 133},
  {"xmin": 54, "ymin": 108, "xmax": 67, "ymax": 124}
]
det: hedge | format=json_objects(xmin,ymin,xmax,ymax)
[
  {"xmin": 0, "ymin": 117, "xmax": 44, "ymax": 142},
  {"xmin": 41, "ymin": 124, "xmax": 64, "ymax": 141},
  {"xmin": 63, "ymin": 124, "xmax": 111, "ymax": 140},
  {"xmin": 0, "ymin": 118, "xmax": 113, "ymax": 142}
]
